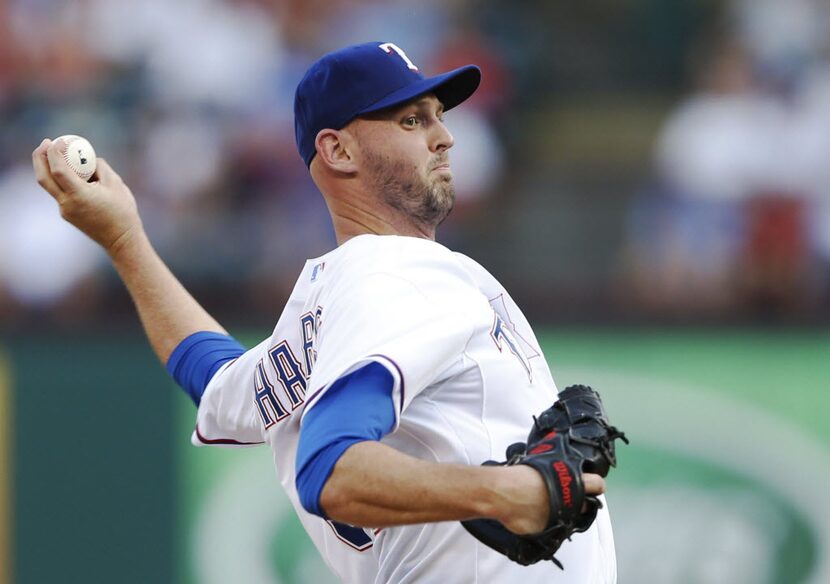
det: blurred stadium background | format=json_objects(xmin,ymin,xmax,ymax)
[{"xmin": 2, "ymin": 0, "xmax": 830, "ymax": 583}]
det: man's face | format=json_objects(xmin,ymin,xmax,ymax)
[{"xmin": 351, "ymin": 94, "xmax": 456, "ymax": 228}]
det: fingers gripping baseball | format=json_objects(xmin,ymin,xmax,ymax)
[{"xmin": 32, "ymin": 138, "xmax": 142, "ymax": 255}]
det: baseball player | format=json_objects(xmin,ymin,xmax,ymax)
[{"xmin": 32, "ymin": 42, "xmax": 616, "ymax": 582}]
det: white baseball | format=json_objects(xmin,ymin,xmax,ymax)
[{"xmin": 55, "ymin": 134, "xmax": 97, "ymax": 181}]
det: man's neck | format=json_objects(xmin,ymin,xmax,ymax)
[
  {"xmin": 326, "ymin": 194, "xmax": 436, "ymax": 245},
  {"xmin": 332, "ymin": 214, "xmax": 435, "ymax": 246}
]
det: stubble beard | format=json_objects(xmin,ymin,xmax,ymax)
[{"xmin": 365, "ymin": 150, "xmax": 455, "ymax": 229}]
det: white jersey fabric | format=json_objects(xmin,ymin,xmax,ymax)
[{"xmin": 194, "ymin": 234, "xmax": 616, "ymax": 584}]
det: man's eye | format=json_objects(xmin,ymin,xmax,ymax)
[{"xmin": 403, "ymin": 116, "xmax": 418, "ymax": 127}]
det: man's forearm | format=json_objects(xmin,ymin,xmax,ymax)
[
  {"xmin": 32, "ymin": 138, "xmax": 226, "ymax": 368},
  {"xmin": 109, "ymin": 228, "xmax": 227, "ymax": 365},
  {"xmin": 320, "ymin": 440, "xmax": 550, "ymax": 534}
]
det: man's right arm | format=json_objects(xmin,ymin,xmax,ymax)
[{"xmin": 32, "ymin": 138, "xmax": 227, "ymax": 368}]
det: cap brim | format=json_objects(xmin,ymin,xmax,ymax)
[{"xmin": 358, "ymin": 65, "xmax": 481, "ymax": 116}]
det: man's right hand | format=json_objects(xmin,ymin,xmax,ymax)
[
  {"xmin": 33, "ymin": 136, "xmax": 228, "ymax": 364},
  {"xmin": 32, "ymin": 138, "xmax": 142, "ymax": 258}
]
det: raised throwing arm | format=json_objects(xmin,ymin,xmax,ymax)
[{"xmin": 32, "ymin": 137, "xmax": 227, "ymax": 366}]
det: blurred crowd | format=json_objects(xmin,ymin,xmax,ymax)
[
  {"xmin": 0, "ymin": 0, "xmax": 511, "ymax": 326},
  {"xmin": 622, "ymin": 0, "xmax": 830, "ymax": 321},
  {"xmin": 1, "ymin": 0, "xmax": 828, "ymax": 327}
]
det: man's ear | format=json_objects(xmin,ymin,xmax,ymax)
[{"xmin": 315, "ymin": 129, "xmax": 357, "ymax": 174}]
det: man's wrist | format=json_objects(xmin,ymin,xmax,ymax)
[
  {"xmin": 471, "ymin": 466, "xmax": 518, "ymax": 518},
  {"xmin": 481, "ymin": 465, "xmax": 548, "ymax": 534},
  {"xmin": 108, "ymin": 225, "xmax": 148, "ymax": 265},
  {"xmin": 104, "ymin": 224, "xmax": 146, "ymax": 262}
]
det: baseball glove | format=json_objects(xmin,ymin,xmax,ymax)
[{"xmin": 461, "ymin": 384, "xmax": 628, "ymax": 568}]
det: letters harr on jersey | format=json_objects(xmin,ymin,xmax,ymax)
[{"xmin": 254, "ymin": 307, "xmax": 322, "ymax": 428}]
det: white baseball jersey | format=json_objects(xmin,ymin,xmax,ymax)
[{"xmin": 194, "ymin": 234, "xmax": 616, "ymax": 584}]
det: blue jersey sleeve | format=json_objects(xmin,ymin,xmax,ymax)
[
  {"xmin": 166, "ymin": 331, "xmax": 246, "ymax": 405},
  {"xmin": 295, "ymin": 361, "xmax": 396, "ymax": 518}
]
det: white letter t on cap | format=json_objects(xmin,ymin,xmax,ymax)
[{"xmin": 379, "ymin": 42, "xmax": 418, "ymax": 71}]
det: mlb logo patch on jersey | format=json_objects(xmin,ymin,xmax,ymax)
[{"xmin": 311, "ymin": 262, "xmax": 326, "ymax": 282}]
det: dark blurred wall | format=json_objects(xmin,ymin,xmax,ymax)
[{"xmin": 6, "ymin": 333, "xmax": 175, "ymax": 584}]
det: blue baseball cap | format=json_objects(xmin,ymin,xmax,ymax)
[{"xmin": 294, "ymin": 42, "xmax": 481, "ymax": 167}]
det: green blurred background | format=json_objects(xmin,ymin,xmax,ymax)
[
  {"xmin": 3, "ymin": 0, "xmax": 830, "ymax": 582},
  {"xmin": 5, "ymin": 330, "xmax": 830, "ymax": 583}
]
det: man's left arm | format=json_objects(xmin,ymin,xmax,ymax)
[{"xmin": 295, "ymin": 361, "xmax": 605, "ymax": 536}]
